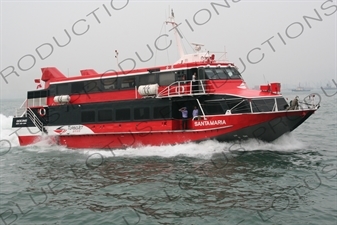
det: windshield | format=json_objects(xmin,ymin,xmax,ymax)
[{"xmin": 204, "ymin": 67, "xmax": 242, "ymax": 80}]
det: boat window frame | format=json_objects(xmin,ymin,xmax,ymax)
[
  {"xmin": 204, "ymin": 67, "xmax": 243, "ymax": 80},
  {"xmin": 158, "ymin": 71, "xmax": 176, "ymax": 86},
  {"xmin": 115, "ymin": 108, "xmax": 131, "ymax": 121},
  {"xmin": 119, "ymin": 76, "xmax": 136, "ymax": 89},
  {"xmin": 139, "ymin": 73, "xmax": 158, "ymax": 86},
  {"xmin": 83, "ymin": 80, "xmax": 103, "ymax": 93},
  {"xmin": 153, "ymin": 105, "xmax": 171, "ymax": 119},
  {"xmin": 56, "ymin": 83, "xmax": 70, "ymax": 95},
  {"xmin": 101, "ymin": 77, "xmax": 118, "ymax": 91},
  {"xmin": 98, "ymin": 109, "xmax": 113, "ymax": 122},
  {"xmin": 134, "ymin": 107, "xmax": 150, "ymax": 120},
  {"xmin": 81, "ymin": 110, "xmax": 96, "ymax": 123},
  {"xmin": 251, "ymin": 98, "xmax": 276, "ymax": 112}
]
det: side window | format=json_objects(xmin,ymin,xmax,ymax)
[
  {"xmin": 226, "ymin": 67, "xmax": 242, "ymax": 79},
  {"xmin": 134, "ymin": 107, "xmax": 150, "ymax": 120},
  {"xmin": 153, "ymin": 106, "xmax": 170, "ymax": 119},
  {"xmin": 101, "ymin": 78, "xmax": 117, "ymax": 90},
  {"xmin": 81, "ymin": 111, "xmax": 95, "ymax": 123},
  {"xmin": 176, "ymin": 70, "xmax": 187, "ymax": 81},
  {"xmin": 205, "ymin": 69, "xmax": 219, "ymax": 79},
  {"xmin": 202, "ymin": 102, "xmax": 224, "ymax": 115},
  {"xmin": 230, "ymin": 100, "xmax": 251, "ymax": 113},
  {"xmin": 177, "ymin": 74, "xmax": 186, "ymax": 81},
  {"xmin": 276, "ymin": 98, "xmax": 288, "ymax": 110},
  {"xmin": 215, "ymin": 68, "xmax": 229, "ymax": 79},
  {"xmin": 116, "ymin": 108, "xmax": 131, "ymax": 121},
  {"xmin": 120, "ymin": 76, "xmax": 135, "ymax": 89},
  {"xmin": 224, "ymin": 68, "xmax": 234, "ymax": 77},
  {"xmin": 83, "ymin": 80, "xmax": 101, "ymax": 93},
  {"xmin": 98, "ymin": 109, "xmax": 113, "ymax": 122},
  {"xmin": 159, "ymin": 72, "xmax": 175, "ymax": 85},
  {"xmin": 252, "ymin": 99, "xmax": 275, "ymax": 112},
  {"xmin": 71, "ymin": 82, "xmax": 84, "ymax": 94},
  {"xmin": 56, "ymin": 83, "xmax": 70, "ymax": 95},
  {"xmin": 139, "ymin": 74, "xmax": 157, "ymax": 85}
]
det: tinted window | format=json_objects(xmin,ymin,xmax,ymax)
[
  {"xmin": 120, "ymin": 77, "xmax": 135, "ymax": 89},
  {"xmin": 205, "ymin": 69, "xmax": 219, "ymax": 80},
  {"xmin": 252, "ymin": 99, "xmax": 275, "ymax": 112},
  {"xmin": 57, "ymin": 83, "xmax": 69, "ymax": 95},
  {"xmin": 134, "ymin": 107, "xmax": 150, "ymax": 120},
  {"xmin": 98, "ymin": 109, "xmax": 113, "ymax": 121},
  {"xmin": 159, "ymin": 72, "xmax": 175, "ymax": 85},
  {"xmin": 215, "ymin": 68, "xmax": 229, "ymax": 79},
  {"xmin": 101, "ymin": 78, "xmax": 117, "ymax": 90},
  {"xmin": 225, "ymin": 67, "xmax": 242, "ymax": 79},
  {"xmin": 27, "ymin": 92, "xmax": 34, "ymax": 99},
  {"xmin": 116, "ymin": 108, "xmax": 131, "ymax": 121},
  {"xmin": 40, "ymin": 90, "xmax": 48, "ymax": 98},
  {"xmin": 276, "ymin": 98, "xmax": 289, "ymax": 110},
  {"xmin": 27, "ymin": 90, "xmax": 48, "ymax": 99},
  {"xmin": 81, "ymin": 111, "xmax": 95, "ymax": 123},
  {"xmin": 83, "ymin": 80, "xmax": 101, "ymax": 93},
  {"xmin": 227, "ymin": 100, "xmax": 251, "ymax": 113},
  {"xmin": 139, "ymin": 74, "xmax": 157, "ymax": 85},
  {"xmin": 72, "ymin": 82, "xmax": 84, "ymax": 94},
  {"xmin": 202, "ymin": 102, "xmax": 224, "ymax": 115},
  {"xmin": 204, "ymin": 67, "xmax": 242, "ymax": 80},
  {"xmin": 153, "ymin": 106, "xmax": 170, "ymax": 119}
]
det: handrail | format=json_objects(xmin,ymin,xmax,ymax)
[
  {"xmin": 26, "ymin": 108, "xmax": 47, "ymax": 133},
  {"xmin": 196, "ymin": 98, "xmax": 206, "ymax": 120},
  {"xmin": 288, "ymin": 94, "xmax": 320, "ymax": 110},
  {"xmin": 15, "ymin": 99, "xmax": 28, "ymax": 117},
  {"xmin": 156, "ymin": 80, "xmax": 210, "ymax": 98}
]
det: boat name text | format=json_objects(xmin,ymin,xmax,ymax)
[{"xmin": 194, "ymin": 120, "xmax": 226, "ymax": 126}]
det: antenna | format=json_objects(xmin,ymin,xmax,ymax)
[
  {"xmin": 263, "ymin": 74, "xmax": 268, "ymax": 84},
  {"xmin": 166, "ymin": 9, "xmax": 185, "ymax": 58},
  {"xmin": 224, "ymin": 46, "xmax": 227, "ymax": 60},
  {"xmin": 115, "ymin": 50, "xmax": 119, "ymax": 65}
]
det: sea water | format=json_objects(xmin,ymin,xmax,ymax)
[{"xmin": 0, "ymin": 90, "xmax": 336, "ymax": 225}]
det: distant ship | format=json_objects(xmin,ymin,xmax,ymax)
[
  {"xmin": 322, "ymin": 82, "xmax": 337, "ymax": 90},
  {"xmin": 292, "ymin": 83, "xmax": 311, "ymax": 92}
]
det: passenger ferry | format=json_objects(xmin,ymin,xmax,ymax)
[{"xmin": 12, "ymin": 12, "xmax": 320, "ymax": 149}]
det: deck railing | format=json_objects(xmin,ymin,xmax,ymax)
[
  {"xmin": 15, "ymin": 99, "xmax": 28, "ymax": 117},
  {"xmin": 26, "ymin": 108, "xmax": 47, "ymax": 133},
  {"xmin": 156, "ymin": 80, "xmax": 212, "ymax": 98}
]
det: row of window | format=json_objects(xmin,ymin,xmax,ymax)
[
  {"xmin": 53, "ymin": 71, "xmax": 179, "ymax": 96},
  {"xmin": 27, "ymin": 90, "xmax": 48, "ymax": 99},
  {"xmin": 50, "ymin": 67, "xmax": 243, "ymax": 96},
  {"xmin": 81, "ymin": 106, "xmax": 170, "ymax": 123},
  {"xmin": 204, "ymin": 67, "xmax": 242, "ymax": 80},
  {"xmin": 201, "ymin": 98, "xmax": 288, "ymax": 114}
]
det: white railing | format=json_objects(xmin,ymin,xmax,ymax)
[
  {"xmin": 15, "ymin": 99, "xmax": 28, "ymax": 117},
  {"xmin": 156, "ymin": 80, "xmax": 209, "ymax": 98},
  {"xmin": 26, "ymin": 108, "xmax": 46, "ymax": 133},
  {"xmin": 288, "ymin": 94, "xmax": 320, "ymax": 110}
]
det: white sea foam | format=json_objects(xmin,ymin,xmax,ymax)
[
  {"xmin": 0, "ymin": 114, "xmax": 20, "ymax": 148},
  {"xmin": 78, "ymin": 134, "xmax": 306, "ymax": 160}
]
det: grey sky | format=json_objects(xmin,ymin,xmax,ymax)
[{"xmin": 0, "ymin": 0, "xmax": 336, "ymax": 100}]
